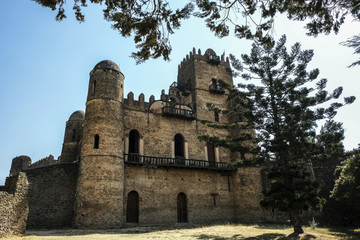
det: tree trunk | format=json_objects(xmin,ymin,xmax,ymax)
[{"xmin": 290, "ymin": 210, "xmax": 304, "ymax": 234}]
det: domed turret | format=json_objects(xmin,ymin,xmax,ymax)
[
  {"xmin": 60, "ymin": 110, "xmax": 85, "ymax": 163},
  {"xmin": 75, "ymin": 60, "xmax": 125, "ymax": 228},
  {"xmin": 68, "ymin": 110, "xmax": 85, "ymax": 121},
  {"xmin": 87, "ymin": 60, "xmax": 124, "ymax": 103},
  {"xmin": 93, "ymin": 60, "xmax": 121, "ymax": 72}
]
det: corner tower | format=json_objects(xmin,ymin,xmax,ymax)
[
  {"xmin": 60, "ymin": 110, "xmax": 84, "ymax": 163},
  {"xmin": 177, "ymin": 48, "xmax": 233, "ymax": 122},
  {"xmin": 74, "ymin": 60, "xmax": 125, "ymax": 228}
]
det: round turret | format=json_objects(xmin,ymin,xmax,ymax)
[
  {"xmin": 69, "ymin": 110, "xmax": 85, "ymax": 121},
  {"xmin": 60, "ymin": 110, "xmax": 85, "ymax": 163},
  {"xmin": 93, "ymin": 60, "xmax": 121, "ymax": 72},
  {"xmin": 87, "ymin": 60, "xmax": 124, "ymax": 102},
  {"xmin": 75, "ymin": 60, "xmax": 125, "ymax": 228}
]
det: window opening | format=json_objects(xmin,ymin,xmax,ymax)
[
  {"xmin": 207, "ymin": 142, "xmax": 215, "ymax": 167},
  {"xmin": 174, "ymin": 134, "xmax": 185, "ymax": 165},
  {"xmin": 92, "ymin": 80, "xmax": 96, "ymax": 95},
  {"xmin": 71, "ymin": 129, "xmax": 76, "ymax": 141},
  {"xmin": 129, "ymin": 130, "xmax": 140, "ymax": 162},
  {"xmin": 214, "ymin": 112, "xmax": 219, "ymax": 122},
  {"xmin": 94, "ymin": 134, "xmax": 99, "ymax": 149}
]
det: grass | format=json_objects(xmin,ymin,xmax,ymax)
[{"xmin": 3, "ymin": 223, "xmax": 360, "ymax": 240}]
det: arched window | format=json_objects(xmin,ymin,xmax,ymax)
[
  {"xmin": 91, "ymin": 80, "xmax": 96, "ymax": 95},
  {"xmin": 71, "ymin": 129, "xmax": 76, "ymax": 141},
  {"xmin": 207, "ymin": 142, "xmax": 215, "ymax": 167},
  {"xmin": 177, "ymin": 192, "xmax": 188, "ymax": 223},
  {"xmin": 126, "ymin": 191, "xmax": 139, "ymax": 223},
  {"xmin": 174, "ymin": 134, "xmax": 185, "ymax": 158},
  {"xmin": 174, "ymin": 134, "xmax": 185, "ymax": 165},
  {"xmin": 214, "ymin": 112, "xmax": 219, "ymax": 122},
  {"xmin": 129, "ymin": 130, "xmax": 140, "ymax": 154},
  {"xmin": 93, "ymin": 134, "xmax": 99, "ymax": 149}
]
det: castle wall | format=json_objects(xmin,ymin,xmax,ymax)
[
  {"xmin": 123, "ymin": 165, "xmax": 265, "ymax": 225},
  {"xmin": 0, "ymin": 173, "xmax": 29, "ymax": 237},
  {"xmin": 123, "ymin": 107, "xmax": 231, "ymax": 162},
  {"xmin": 25, "ymin": 163, "xmax": 78, "ymax": 228}
]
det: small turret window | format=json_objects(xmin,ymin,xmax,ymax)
[
  {"xmin": 72, "ymin": 129, "xmax": 76, "ymax": 141},
  {"xmin": 94, "ymin": 134, "xmax": 99, "ymax": 149},
  {"xmin": 214, "ymin": 112, "xmax": 219, "ymax": 122},
  {"xmin": 92, "ymin": 81, "xmax": 96, "ymax": 95}
]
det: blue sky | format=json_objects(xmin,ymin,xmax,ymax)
[{"xmin": 0, "ymin": 1, "xmax": 359, "ymax": 184}]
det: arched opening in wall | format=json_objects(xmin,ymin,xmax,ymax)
[
  {"xmin": 207, "ymin": 142, "xmax": 215, "ymax": 167},
  {"xmin": 126, "ymin": 191, "xmax": 139, "ymax": 223},
  {"xmin": 92, "ymin": 80, "xmax": 96, "ymax": 95},
  {"xmin": 177, "ymin": 192, "xmax": 188, "ymax": 223},
  {"xmin": 129, "ymin": 130, "xmax": 140, "ymax": 162},
  {"xmin": 93, "ymin": 134, "xmax": 99, "ymax": 149},
  {"xmin": 214, "ymin": 112, "xmax": 219, "ymax": 122},
  {"xmin": 174, "ymin": 134, "xmax": 185, "ymax": 165},
  {"xmin": 71, "ymin": 129, "xmax": 76, "ymax": 141}
]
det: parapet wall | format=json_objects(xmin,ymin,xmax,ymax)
[
  {"xmin": 25, "ymin": 162, "xmax": 78, "ymax": 228},
  {"xmin": 0, "ymin": 173, "xmax": 29, "ymax": 237}
]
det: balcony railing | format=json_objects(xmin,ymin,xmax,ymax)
[
  {"xmin": 162, "ymin": 106, "xmax": 196, "ymax": 120},
  {"xmin": 124, "ymin": 153, "xmax": 236, "ymax": 171},
  {"xmin": 209, "ymin": 84, "xmax": 225, "ymax": 94}
]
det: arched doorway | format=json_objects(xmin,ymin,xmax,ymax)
[
  {"xmin": 177, "ymin": 192, "xmax": 188, "ymax": 223},
  {"xmin": 174, "ymin": 134, "xmax": 185, "ymax": 165},
  {"xmin": 126, "ymin": 191, "xmax": 139, "ymax": 223}
]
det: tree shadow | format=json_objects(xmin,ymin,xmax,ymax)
[
  {"xmin": 195, "ymin": 233, "xmax": 286, "ymax": 240},
  {"xmin": 326, "ymin": 227, "xmax": 360, "ymax": 239},
  {"xmin": 194, "ymin": 232, "xmax": 318, "ymax": 240}
]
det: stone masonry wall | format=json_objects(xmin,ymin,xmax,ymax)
[
  {"xmin": 0, "ymin": 173, "xmax": 29, "ymax": 237},
  {"xmin": 25, "ymin": 163, "xmax": 78, "ymax": 228},
  {"xmin": 124, "ymin": 165, "xmax": 265, "ymax": 225}
]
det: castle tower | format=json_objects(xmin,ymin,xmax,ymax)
[
  {"xmin": 177, "ymin": 48, "xmax": 233, "ymax": 122},
  {"xmin": 60, "ymin": 110, "xmax": 84, "ymax": 163},
  {"xmin": 74, "ymin": 60, "xmax": 125, "ymax": 228}
]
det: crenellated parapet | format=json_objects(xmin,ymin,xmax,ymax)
[
  {"xmin": 177, "ymin": 48, "xmax": 229, "ymax": 73},
  {"xmin": 124, "ymin": 92, "xmax": 151, "ymax": 112}
]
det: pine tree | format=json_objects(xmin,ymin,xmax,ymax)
[{"xmin": 200, "ymin": 35, "xmax": 355, "ymax": 234}]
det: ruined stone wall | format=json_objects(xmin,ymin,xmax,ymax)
[
  {"xmin": 25, "ymin": 163, "xmax": 78, "ymax": 228},
  {"xmin": 0, "ymin": 173, "xmax": 29, "ymax": 237}
]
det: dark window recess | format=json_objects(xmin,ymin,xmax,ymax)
[
  {"xmin": 92, "ymin": 80, "xmax": 96, "ymax": 95},
  {"xmin": 209, "ymin": 79, "xmax": 225, "ymax": 94},
  {"xmin": 126, "ymin": 191, "xmax": 139, "ymax": 223},
  {"xmin": 211, "ymin": 193, "xmax": 218, "ymax": 206},
  {"xmin": 214, "ymin": 112, "xmax": 219, "ymax": 122},
  {"xmin": 177, "ymin": 193, "xmax": 188, "ymax": 223},
  {"xmin": 175, "ymin": 134, "xmax": 185, "ymax": 165},
  {"xmin": 207, "ymin": 142, "xmax": 216, "ymax": 167},
  {"xmin": 72, "ymin": 129, "xmax": 76, "ymax": 141},
  {"xmin": 207, "ymin": 54, "xmax": 221, "ymax": 65},
  {"xmin": 94, "ymin": 134, "xmax": 99, "ymax": 149},
  {"xmin": 129, "ymin": 130, "xmax": 140, "ymax": 154}
]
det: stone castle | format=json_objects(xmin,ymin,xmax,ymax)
[{"xmin": 0, "ymin": 48, "xmax": 268, "ymax": 234}]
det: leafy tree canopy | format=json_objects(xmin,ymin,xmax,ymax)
[
  {"xmin": 32, "ymin": 0, "xmax": 359, "ymax": 63},
  {"xmin": 199, "ymin": 35, "xmax": 355, "ymax": 233}
]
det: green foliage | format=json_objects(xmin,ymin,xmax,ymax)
[
  {"xmin": 32, "ymin": 0, "xmax": 359, "ymax": 64},
  {"xmin": 331, "ymin": 150, "xmax": 360, "ymax": 203},
  {"xmin": 227, "ymin": 35, "xmax": 354, "ymax": 233},
  {"xmin": 329, "ymin": 149, "xmax": 360, "ymax": 226},
  {"xmin": 33, "ymin": 0, "xmax": 193, "ymax": 63},
  {"xmin": 341, "ymin": 34, "xmax": 360, "ymax": 67}
]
